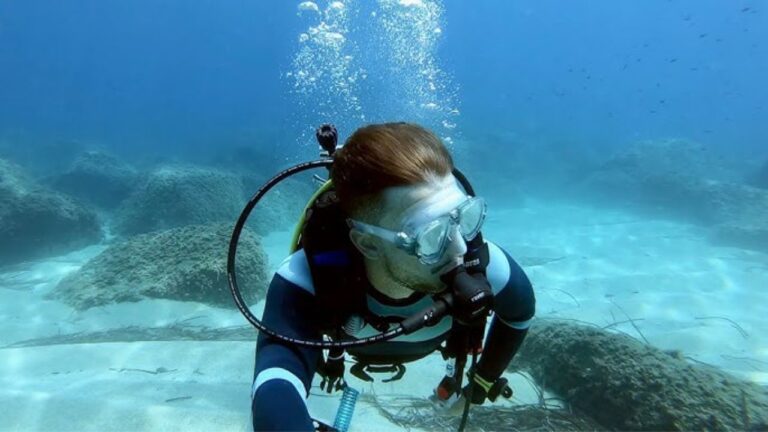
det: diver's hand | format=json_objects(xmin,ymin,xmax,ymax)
[{"xmin": 461, "ymin": 370, "xmax": 513, "ymax": 405}]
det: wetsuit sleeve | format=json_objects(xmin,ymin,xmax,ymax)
[
  {"xmin": 251, "ymin": 273, "xmax": 323, "ymax": 431},
  {"xmin": 476, "ymin": 244, "xmax": 536, "ymax": 381}
]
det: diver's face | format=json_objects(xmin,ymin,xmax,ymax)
[{"xmin": 374, "ymin": 174, "xmax": 469, "ymax": 294}]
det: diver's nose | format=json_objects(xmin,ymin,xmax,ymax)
[{"xmin": 445, "ymin": 225, "xmax": 467, "ymax": 257}]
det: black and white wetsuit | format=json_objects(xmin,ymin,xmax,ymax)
[{"xmin": 251, "ymin": 241, "xmax": 535, "ymax": 431}]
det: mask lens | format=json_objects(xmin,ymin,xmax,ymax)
[
  {"xmin": 459, "ymin": 198, "xmax": 486, "ymax": 240},
  {"xmin": 415, "ymin": 220, "xmax": 450, "ymax": 263}
]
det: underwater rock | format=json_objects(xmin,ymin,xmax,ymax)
[
  {"xmin": 112, "ymin": 164, "xmax": 245, "ymax": 237},
  {"xmin": 514, "ymin": 320, "xmax": 768, "ymax": 431},
  {"xmin": 47, "ymin": 223, "xmax": 268, "ymax": 310},
  {"xmin": 48, "ymin": 150, "xmax": 139, "ymax": 209},
  {"xmin": 0, "ymin": 159, "xmax": 102, "ymax": 266}
]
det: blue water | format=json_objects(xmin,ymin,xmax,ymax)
[
  {"xmin": 1, "ymin": 1, "xmax": 767, "ymax": 431},
  {"xmin": 1, "ymin": 1, "xmax": 765, "ymax": 163}
]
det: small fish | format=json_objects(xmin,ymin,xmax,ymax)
[
  {"xmin": 165, "ymin": 396, "xmax": 192, "ymax": 403},
  {"xmin": 741, "ymin": 7, "xmax": 751, "ymax": 12},
  {"xmin": 669, "ymin": 58, "xmax": 678, "ymax": 63},
  {"xmin": 699, "ymin": 33, "xmax": 708, "ymax": 38}
]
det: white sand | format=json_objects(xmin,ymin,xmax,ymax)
[{"xmin": 1, "ymin": 200, "xmax": 766, "ymax": 431}]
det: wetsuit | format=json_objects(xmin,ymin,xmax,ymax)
[{"xmin": 251, "ymin": 241, "xmax": 535, "ymax": 431}]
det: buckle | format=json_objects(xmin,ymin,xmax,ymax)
[{"xmin": 350, "ymin": 363, "xmax": 406, "ymax": 383}]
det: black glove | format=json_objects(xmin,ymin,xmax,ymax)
[
  {"xmin": 317, "ymin": 349, "xmax": 346, "ymax": 393},
  {"xmin": 462, "ymin": 368, "xmax": 513, "ymax": 404}
]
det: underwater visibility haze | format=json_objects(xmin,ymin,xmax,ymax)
[{"xmin": 1, "ymin": 1, "xmax": 767, "ymax": 431}]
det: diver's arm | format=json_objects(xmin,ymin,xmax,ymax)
[
  {"xmin": 475, "ymin": 242, "xmax": 536, "ymax": 382},
  {"xmin": 251, "ymin": 273, "xmax": 323, "ymax": 431}
]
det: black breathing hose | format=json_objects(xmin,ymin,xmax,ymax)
[{"xmin": 227, "ymin": 159, "xmax": 456, "ymax": 349}]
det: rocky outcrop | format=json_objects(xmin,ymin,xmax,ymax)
[
  {"xmin": 515, "ymin": 320, "xmax": 768, "ymax": 431},
  {"xmin": 112, "ymin": 165, "xmax": 245, "ymax": 236},
  {"xmin": 0, "ymin": 159, "xmax": 102, "ymax": 266},
  {"xmin": 47, "ymin": 223, "xmax": 268, "ymax": 310},
  {"xmin": 48, "ymin": 150, "xmax": 139, "ymax": 208}
]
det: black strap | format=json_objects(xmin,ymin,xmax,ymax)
[
  {"xmin": 301, "ymin": 189, "xmax": 370, "ymax": 335},
  {"xmin": 464, "ymin": 233, "xmax": 490, "ymax": 276}
]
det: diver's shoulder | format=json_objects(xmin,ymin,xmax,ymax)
[
  {"xmin": 485, "ymin": 240, "xmax": 530, "ymax": 294},
  {"xmin": 485, "ymin": 241, "xmax": 511, "ymax": 294},
  {"xmin": 275, "ymin": 249, "xmax": 316, "ymax": 295}
]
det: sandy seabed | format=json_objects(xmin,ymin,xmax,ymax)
[{"xmin": 1, "ymin": 200, "xmax": 766, "ymax": 431}]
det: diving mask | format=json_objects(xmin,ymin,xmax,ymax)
[{"xmin": 347, "ymin": 196, "xmax": 487, "ymax": 265}]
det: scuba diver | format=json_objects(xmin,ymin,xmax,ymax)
[{"xmin": 235, "ymin": 122, "xmax": 536, "ymax": 431}]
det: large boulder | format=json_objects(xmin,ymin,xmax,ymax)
[
  {"xmin": 113, "ymin": 165, "xmax": 245, "ymax": 237},
  {"xmin": 0, "ymin": 159, "xmax": 102, "ymax": 266},
  {"xmin": 48, "ymin": 150, "xmax": 139, "ymax": 209},
  {"xmin": 47, "ymin": 223, "xmax": 268, "ymax": 310},
  {"xmin": 514, "ymin": 321, "xmax": 768, "ymax": 431}
]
